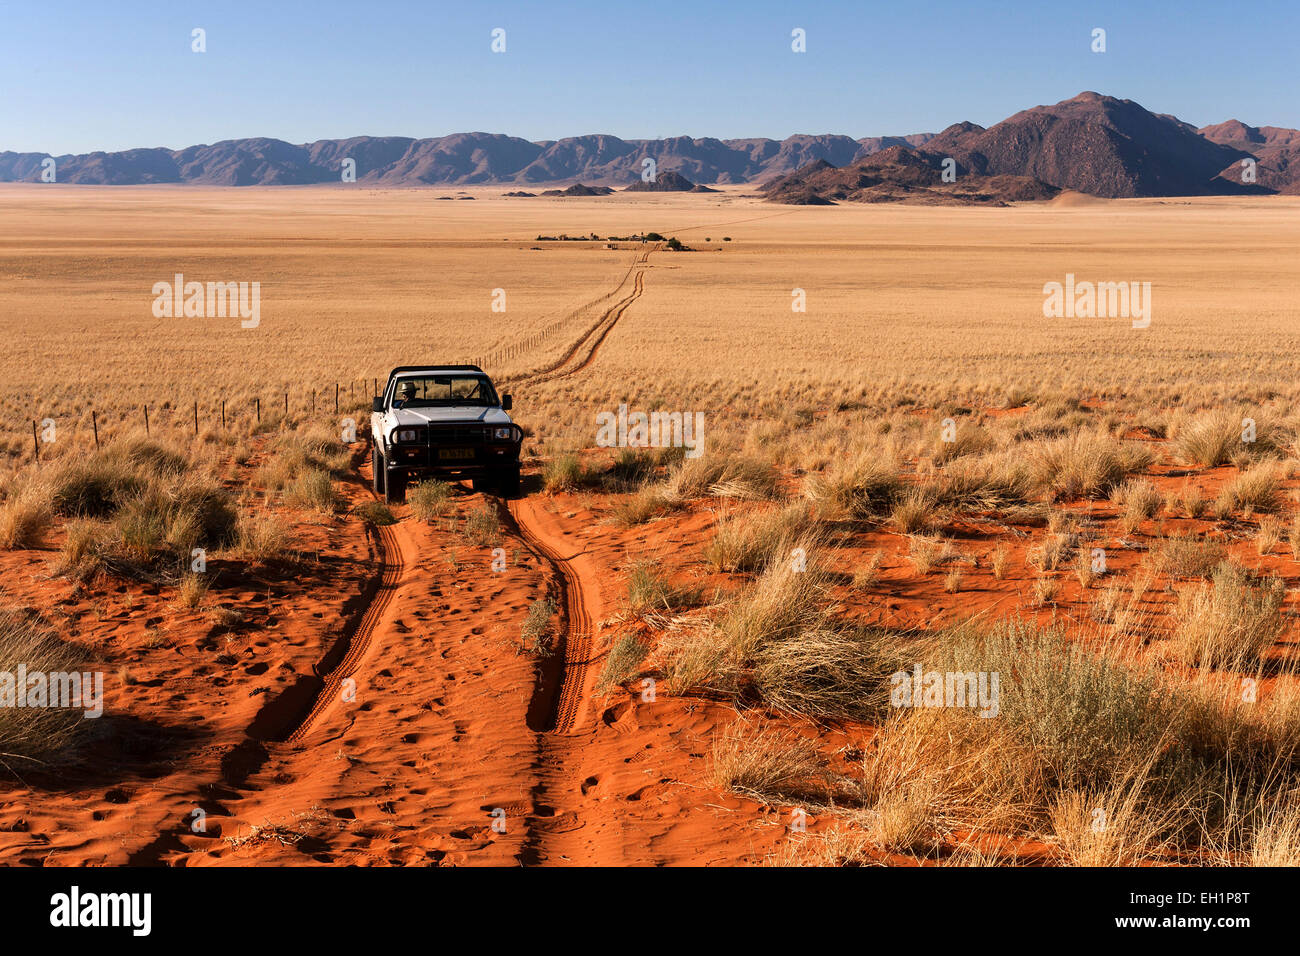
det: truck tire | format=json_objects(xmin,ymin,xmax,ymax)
[
  {"xmin": 385, "ymin": 468, "xmax": 406, "ymax": 505},
  {"xmin": 498, "ymin": 468, "xmax": 521, "ymax": 499},
  {"xmin": 372, "ymin": 445, "xmax": 386, "ymax": 496}
]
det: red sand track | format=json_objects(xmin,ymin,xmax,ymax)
[
  {"xmin": 512, "ymin": 244, "xmax": 654, "ymax": 385},
  {"xmin": 0, "ymin": 441, "xmax": 800, "ymax": 866},
  {"xmin": 286, "ymin": 522, "xmax": 403, "ymax": 744},
  {"xmin": 507, "ymin": 497, "xmax": 599, "ymax": 734}
]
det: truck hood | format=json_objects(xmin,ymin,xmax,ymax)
[{"xmin": 387, "ymin": 406, "xmax": 513, "ymax": 427}]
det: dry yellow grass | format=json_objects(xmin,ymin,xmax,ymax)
[{"xmin": 3, "ymin": 187, "xmax": 1300, "ymax": 461}]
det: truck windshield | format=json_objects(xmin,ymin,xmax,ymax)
[{"xmin": 392, "ymin": 375, "xmax": 498, "ymax": 407}]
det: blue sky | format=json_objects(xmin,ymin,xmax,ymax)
[{"xmin": 3, "ymin": 0, "xmax": 1297, "ymax": 153}]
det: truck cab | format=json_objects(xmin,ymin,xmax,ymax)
[{"xmin": 370, "ymin": 365, "xmax": 522, "ymax": 503}]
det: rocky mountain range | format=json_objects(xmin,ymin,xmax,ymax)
[
  {"xmin": 764, "ymin": 92, "xmax": 1293, "ymax": 205},
  {"xmin": 0, "ymin": 132, "xmax": 932, "ymax": 188},
  {"xmin": 3, "ymin": 93, "xmax": 1296, "ymax": 200}
]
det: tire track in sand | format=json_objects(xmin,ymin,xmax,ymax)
[
  {"xmin": 283, "ymin": 520, "xmax": 404, "ymax": 743},
  {"xmin": 127, "ymin": 446, "xmax": 408, "ymax": 864},
  {"xmin": 500, "ymin": 496, "xmax": 610, "ymax": 864},
  {"xmin": 511, "ymin": 243, "xmax": 656, "ymax": 385},
  {"xmin": 502, "ymin": 498, "xmax": 600, "ymax": 735}
]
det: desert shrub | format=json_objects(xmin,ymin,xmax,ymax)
[
  {"xmin": 257, "ymin": 428, "xmax": 351, "ymax": 489},
  {"xmin": 1031, "ymin": 431, "xmax": 1153, "ymax": 500},
  {"xmin": 660, "ymin": 627, "xmax": 732, "ymax": 696},
  {"xmin": 714, "ymin": 549, "xmax": 828, "ymax": 666},
  {"xmin": 1175, "ymin": 409, "xmax": 1285, "ymax": 467},
  {"xmin": 908, "ymin": 535, "xmax": 956, "ymax": 575},
  {"xmin": 1256, "ymin": 516, "xmax": 1283, "ymax": 555},
  {"xmin": 56, "ymin": 519, "xmax": 110, "ymax": 581},
  {"xmin": 852, "ymin": 551, "xmax": 883, "ymax": 589},
  {"xmin": 460, "ymin": 505, "xmax": 500, "ymax": 546},
  {"xmin": 931, "ymin": 422, "xmax": 995, "ymax": 464},
  {"xmin": 626, "ymin": 560, "xmax": 700, "ymax": 615},
  {"xmin": 604, "ymin": 446, "xmax": 683, "ymax": 489},
  {"xmin": 175, "ymin": 572, "xmax": 209, "ymax": 609},
  {"xmin": 924, "ymin": 456, "xmax": 1033, "ymax": 511},
  {"xmin": 751, "ymin": 625, "xmax": 898, "ymax": 721},
  {"xmin": 860, "ymin": 707, "xmax": 1029, "ymax": 852},
  {"xmin": 50, "ymin": 438, "xmax": 194, "ymax": 519},
  {"xmin": 990, "ymin": 546, "xmax": 1010, "ymax": 580},
  {"xmin": 284, "ymin": 468, "xmax": 341, "ymax": 515},
  {"xmin": 889, "ymin": 487, "xmax": 947, "ymax": 533},
  {"xmin": 1049, "ymin": 778, "xmax": 1173, "ymax": 866},
  {"xmin": 94, "ymin": 474, "xmax": 238, "ymax": 575},
  {"xmin": 803, "ymin": 454, "xmax": 901, "ymax": 520},
  {"xmin": 711, "ymin": 720, "xmax": 833, "ymax": 804},
  {"xmin": 408, "ymin": 480, "xmax": 452, "ymax": 521},
  {"xmin": 0, "ymin": 479, "xmax": 52, "ymax": 548},
  {"xmin": 667, "ymin": 454, "xmax": 779, "ymax": 501},
  {"xmin": 1111, "ymin": 478, "xmax": 1162, "ymax": 530},
  {"xmin": 543, "ymin": 453, "xmax": 586, "ymax": 493},
  {"xmin": 928, "ymin": 622, "xmax": 1182, "ymax": 795},
  {"xmin": 520, "ymin": 596, "xmax": 557, "ymax": 655},
  {"xmin": 353, "ymin": 501, "xmax": 396, "ymax": 526},
  {"xmin": 0, "ymin": 609, "xmax": 92, "ymax": 769},
  {"xmin": 610, "ymin": 484, "xmax": 683, "ymax": 526},
  {"xmin": 1174, "ymin": 482, "xmax": 1207, "ymax": 518},
  {"xmin": 861, "ymin": 619, "xmax": 1300, "ymax": 858},
  {"xmin": 1030, "ymin": 575, "xmax": 1059, "ymax": 607},
  {"xmin": 1241, "ymin": 802, "xmax": 1300, "ymax": 866},
  {"xmin": 596, "ymin": 634, "xmax": 648, "ymax": 692},
  {"xmin": 229, "ymin": 510, "xmax": 287, "ymax": 565},
  {"xmin": 703, "ymin": 501, "xmax": 817, "ymax": 573},
  {"xmin": 683, "ymin": 547, "xmax": 900, "ymax": 720},
  {"xmin": 1215, "ymin": 464, "xmax": 1283, "ymax": 516},
  {"xmin": 51, "ymin": 457, "xmax": 147, "ymax": 518},
  {"xmin": 1027, "ymin": 531, "xmax": 1077, "ymax": 572},
  {"xmin": 1147, "ymin": 534, "xmax": 1225, "ymax": 579},
  {"xmin": 1173, "ymin": 562, "xmax": 1284, "ymax": 669}
]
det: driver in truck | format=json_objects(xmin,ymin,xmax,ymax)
[{"xmin": 394, "ymin": 380, "xmax": 417, "ymax": 407}]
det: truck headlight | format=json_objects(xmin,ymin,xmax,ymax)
[
  {"xmin": 395, "ymin": 429, "xmax": 419, "ymax": 443},
  {"xmin": 493, "ymin": 427, "xmax": 514, "ymax": 441}
]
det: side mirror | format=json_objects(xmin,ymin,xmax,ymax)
[
  {"xmin": 501, "ymin": 394, "xmax": 513, "ymax": 411},
  {"xmin": 372, "ymin": 397, "xmax": 384, "ymax": 412}
]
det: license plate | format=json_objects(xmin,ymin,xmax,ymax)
[{"xmin": 437, "ymin": 447, "xmax": 475, "ymax": 461}]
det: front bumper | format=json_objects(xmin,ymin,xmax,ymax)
[{"xmin": 385, "ymin": 423, "xmax": 522, "ymax": 478}]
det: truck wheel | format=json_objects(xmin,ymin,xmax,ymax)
[
  {"xmin": 498, "ymin": 469, "xmax": 521, "ymax": 499},
  {"xmin": 372, "ymin": 445, "xmax": 386, "ymax": 496},
  {"xmin": 385, "ymin": 469, "xmax": 406, "ymax": 505}
]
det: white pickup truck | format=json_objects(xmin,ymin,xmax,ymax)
[{"xmin": 370, "ymin": 365, "xmax": 523, "ymax": 503}]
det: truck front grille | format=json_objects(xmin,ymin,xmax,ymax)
[{"xmin": 428, "ymin": 425, "xmax": 489, "ymax": 444}]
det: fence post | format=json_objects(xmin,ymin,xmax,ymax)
[
  {"xmin": 194, "ymin": 401, "xmax": 199, "ymax": 436},
  {"xmin": 221, "ymin": 399, "xmax": 226, "ymax": 429},
  {"xmin": 255, "ymin": 397, "xmax": 260, "ymax": 422},
  {"xmin": 91, "ymin": 410, "xmax": 99, "ymax": 449},
  {"xmin": 143, "ymin": 404, "xmax": 150, "ymax": 436},
  {"xmin": 335, "ymin": 383, "xmax": 339, "ymax": 414},
  {"xmin": 31, "ymin": 420, "xmax": 39, "ymax": 461}
]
